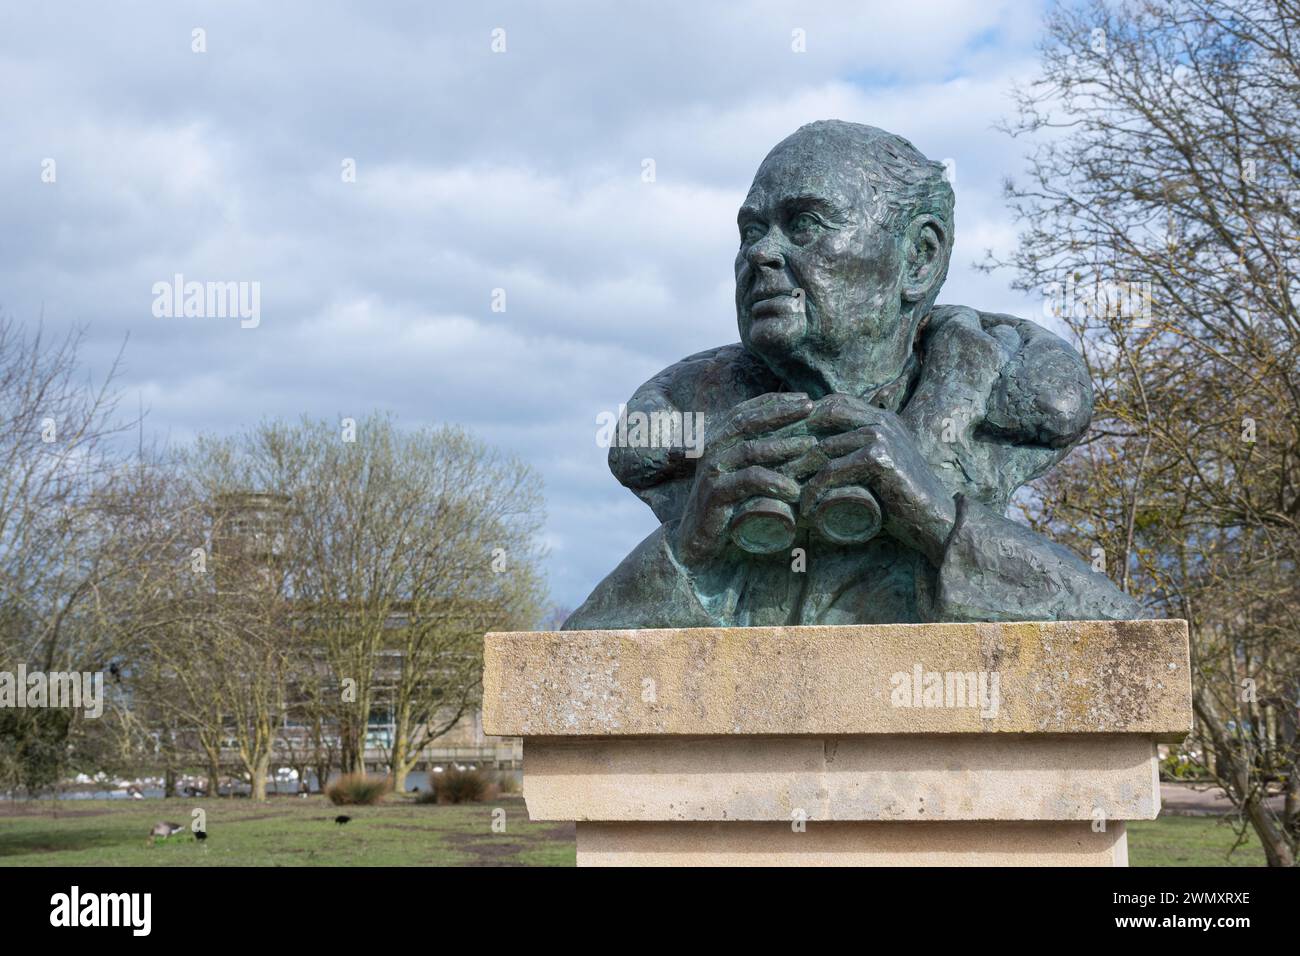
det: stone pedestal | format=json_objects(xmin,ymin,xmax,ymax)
[{"xmin": 483, "ymin": 620, "xmax": 1191, "ymax": 866}]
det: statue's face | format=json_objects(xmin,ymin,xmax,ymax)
[{"xmin": 735, "ymin": 138, "xmax": 912, "ymax": 398}]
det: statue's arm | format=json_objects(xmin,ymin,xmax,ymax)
[
  {"xmin": 562, "ymin": 522, "xmax": 716, "ymax": 630},
  {"xmin": 608, "ymin": 344, "xmax": 781, "ymax": 523},
  {"xmin": 905, "ymin": 306, "xmax": 1094, "ymax": 510},
  {"xmin": 925, "ymin": 494, "xmax": 1146, "ymax": 622},
  {"xmin": 905, "ymin": 308, "xmax": 1141, "ymax": 621}
]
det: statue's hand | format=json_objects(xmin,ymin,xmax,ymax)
[
  {"xmin": 803, "ymin": 394, "xmax": 957, "ymax": 565},
  {"xmin": 674, "ymin": 392, "xmax": 816, "ymax": 566}
]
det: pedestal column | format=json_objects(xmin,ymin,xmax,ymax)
[{"xmin": 483, "ymin": 620, "xmax": 1191, "ymax": 866}]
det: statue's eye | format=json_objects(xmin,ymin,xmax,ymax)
[
  {"xmin": 741, "ymin": 222, "xmax": 766, "ymax": 244},
  {"xmin": 789, "ymin": 211, "xmax": 820, "ymax": 234}
]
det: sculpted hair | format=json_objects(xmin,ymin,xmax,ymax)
[{"xmin": 795, "ymin": 120, "xmax": 955, "ymax": 313}]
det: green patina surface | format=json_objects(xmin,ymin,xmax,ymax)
[{"xmin": 568, "ymin": 122, "xmax": 1143, "ymax": 631}]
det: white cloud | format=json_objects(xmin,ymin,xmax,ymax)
[{"xmin": 0, "ymin": 0, "xmax": 1052, "ymax": 609}]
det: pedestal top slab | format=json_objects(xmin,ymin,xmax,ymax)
[{"xmin": 483, "ymin": 619, "xmax": 1191, "ymax": 740}]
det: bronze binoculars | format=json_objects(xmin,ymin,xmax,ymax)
[{"xmin": 728, "ymin": 486, "xmax": 882, "ymax": 554}]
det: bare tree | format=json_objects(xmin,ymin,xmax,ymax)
[
  {"xmin": 189, "ymin": 415, "xmax": 546, "ymax": 792},
  {"xmin": 380, "ymin": 428, "xmax": 546, "ymax": 793},
  {"xmin": 988, "ymin": 0, "xmax": 1299, "ymax": 865},
  {"xmin": 0, "ymin": 318, "xmax": 548, "ymax": 804},
  {"xmin": 0, "ymin": 317, "xmax": 139, "ymax": 794}
]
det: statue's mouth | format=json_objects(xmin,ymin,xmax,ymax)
[{"xmin": 749, "ymin": 290, "xmax": 802, "ymax": 319}]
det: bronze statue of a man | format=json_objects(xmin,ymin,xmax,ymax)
[{"xmin": 567, "ymin": 120, "xmax": 1142, "ymax": 629}]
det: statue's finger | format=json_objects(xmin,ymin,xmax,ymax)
[
  {"xmin": 800, "ymin": 445, "xmax": 887, "ymax": 514},
  {"xmin": 713, "ymin": 466, "xmax": 802, "ymax": 505},
  {"xmin": 817, "ymin": 424, "xmax": 894, "ymax": 459},
  {"xmin": 714, "ymin": 435, "xmax": 817, "ymax": 472},
  {"xmin": 804, "ymin": 394, "xmax": 887, "ymax": 435},
  {"xmin": 775, "ymin": 446, "xmax": 830, "ymax": 481},
  {"xmin": 710, "ymin": 392, "xmax": 813, "ymax": 446}
]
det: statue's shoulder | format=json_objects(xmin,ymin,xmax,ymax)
[
  {"xmin": 922, "ymin": 305, "xmax": 1093, "ymax": 448},
  {"xmin": 631, "ymin": 343, "xmax": 781, "ymax": 414}
]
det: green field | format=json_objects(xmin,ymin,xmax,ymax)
[
  {"xmin": 0, "ymin": 795, "xmax": 574, "ymax": 867},
  {"xmin": 1126, "ymin": 815, "xmax": 1267, "ymax": 867},
  {"xmin": 0, "ymin": 798, "xmax": 1267, "ymax": 867}
]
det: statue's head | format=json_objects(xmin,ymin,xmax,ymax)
[{"xmin": 735, "ymin": 120, "xmax": 954, "ymax": 398}]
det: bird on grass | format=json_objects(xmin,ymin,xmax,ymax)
[
  {"xmin": 334, "ymin": 815, "xmax": 351, "ymax": 825},
  {"xmin": 194, "ymin": 830, "xmax": 208, "ymax": 842},
  {"xmin": 147, "ymin": 821, "xmax": 184, "ymax": 846}
]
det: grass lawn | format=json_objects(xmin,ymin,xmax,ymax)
[
  {"xmin": 0, "ymin": 795, "xmax": 575, "ymax": 867},
  {"xmin": 1127, "ymin": 815, "xmax": 1268, "ymax": 867},
  {"xmin": 0, "ymin": 798, "xmax": 1267, "ymax": 867}
]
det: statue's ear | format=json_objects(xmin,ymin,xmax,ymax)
[{"xmin": 900, "ymin": 215, "xmax": 946, "ymax": 304}]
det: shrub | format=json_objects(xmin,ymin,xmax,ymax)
[
  {"xmin": 1159, "ymin": 750, "xmax": 1202, "ymax": 781},
  {"xmin": 494, "ymin": 771, "xmax": 520, "ymax": 795},
  {"xmin": 431, "ymin": 766, "xmax": 488, "ymax": 804},
  {"xmin": 325, "ymin": 773, "xmax": 389, "ymax": 806}
]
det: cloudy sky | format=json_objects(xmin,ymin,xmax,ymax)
[{"xmin": 1, "ymin": 0, "xmax": 1058, "ymax": 611}]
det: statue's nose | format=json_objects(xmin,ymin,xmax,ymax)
[{"xmin": 746, "ymin": 237, "xmax": 785, "ymax": 270}]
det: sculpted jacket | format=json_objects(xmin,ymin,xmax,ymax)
[{"xmin": 565, "ymin": 306, "xmax": 1144, "ymax": 629}]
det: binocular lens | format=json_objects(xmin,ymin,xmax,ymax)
[
  {"xmin": 729, "ymin": 498, "xmax": 796, "ymax": 554},
  {"xmin": 810, "ymin": 487, "xmax": 882, "ymax": 545}
]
